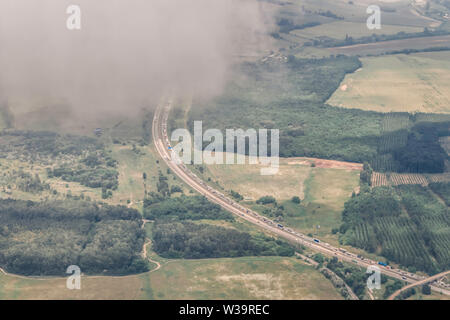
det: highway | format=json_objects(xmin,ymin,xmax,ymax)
[{"xmin": 152, "ymin": 99, "xmax": 450, "ymax": 298}]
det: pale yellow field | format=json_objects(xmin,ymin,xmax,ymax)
[
  {"xmin": 327, "ymin": 52, "xmax": 450, "ymax": 114},
  {"xmin": 204, "ymin": 155, "xmax": 360, "ymax": 202},
  {"xmin": 0, "ymin": 256, "xmax": 343, "ymax": 300},
  {"xmin": 204, "ymin": 158, "xmax": 311, "ymax": 201},
  {"xmin": 146, "ymin": 257, "xmax": 342, "ymax": 300},
  {"xmin": 0, "ymin": 272, "xmax": 144, "ymax": 300},
  {"xmin": 292, "ymin": 21, "xmax": 424, "ymax": 41}
]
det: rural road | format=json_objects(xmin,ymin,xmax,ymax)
[
  {"xmin": 152, "ymin": 98, "xmax": 450, "ymax": 298},
  {"xmin": 142, "ymin": 219, "xmax": 161, "ymax": 272}
]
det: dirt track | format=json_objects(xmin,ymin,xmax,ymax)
[{"xmin": 287, "ymin": 157, "xmax": 363, "ymax": 170}]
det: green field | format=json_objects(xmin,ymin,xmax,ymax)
[
  {"xmin": 295, "ymin": 0, "xmax": 436, "ymax": 27},
  {"xmin": 270, "ymin": 0, "xmax": 440, "ymax": 53},
  {"xmin": 292, "ymin": 21, "xmax": 424, "ymax": 41},
  {"xmin": 328, "ymin": 52, "xmax": 450, "ymax": 114},
  {"xmin": 0, "ymin": 256, "xmax": 342, "ymax": 300},
  {"xmin": 201, "ymin": 156, "xmax": 360, "ymax": 243},
  {"xmin": 204, "ymin": 156, "xmax": 312, "ymax": 201},
  {"xmin": 143, "ymin": 256, "xmax": 342, "ymax": 300},
  {"xmin": 283, "ymin": 167, "xmax": 360, "ymax": 240}
]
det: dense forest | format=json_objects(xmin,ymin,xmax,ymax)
[
  {"xmin": 188, "ymin": 56, "xmax": 449, "ymax": 174},
  {"xmin": 340, "ymin": 184, "xmax": 450, "ymax": 274},
  {"xmin": 0, "ymin": 130, "xmax": 103, "ymax": 160},
  {"xmin": 143, "ymin": 195, "xmax": 233, "ymax": 221},
  {"xmin": 392, "ymin": 121, "xmax": 449, "ymax": 173},
  {"xmin": 142, "ymin": 187, "xmax": 296, "ymax": 260},
  {"xmin": 0, "ymin": 199, "xmax": 148, "ymax": 276},
  {"xmin": 188, "ymin": 55, "xmax": 385, "ymax": 163},
  {"xmin": 152, "ymin": 221, "xmax": 295, "ymax": 259},
  {"xmin": 429, "ymin": 182, "xmax": 450, "ymax": 206}
]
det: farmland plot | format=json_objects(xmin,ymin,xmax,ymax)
[{"xmin": 327, "ymin": 53, "xmax": 450, "ymax": 114}]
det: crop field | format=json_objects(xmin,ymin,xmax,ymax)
[
  {"xmin": 343, "ymin": 183, "xmax": 450, "ymax": 273},
  {"xmin": 269, "ymin": 0, "xmax": 439, "ymax": 55},
  {"xmin": 327, "ymin": 52, "xmax": 450, "ymax": 114},
  {"xmin": 295, "ymin": 0, "xmax": 436, "ymax": 27},
  {"xmin": 368, "ymin": 112, "xmax": 450, "ymax": 173},
  {"xmin": 371, "ymin": 172, "xmax": 450, "ymax": 187},
  {"xmin": 326, "ymin": 34, "xmax": 450, "ymax": 55},
  {"xmin": 356, "ymin": 215, "xmax": 435, "ymax": 268},
  {"xmin": 397, "ymin": 185, "xmax": 450, "ymax": 271}
]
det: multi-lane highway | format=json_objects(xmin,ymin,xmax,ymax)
[{"xmin": 152, "ymin": 100, "xmax": 450, "ymax": 297}]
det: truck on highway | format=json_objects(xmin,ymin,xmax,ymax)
[
  {"xmin": 378, "ymin": 261, "xmax": 388, "ymax": 267},
  {"xmin": 313, "ymin": 239, "xmax": 320, "ymax": 243}
]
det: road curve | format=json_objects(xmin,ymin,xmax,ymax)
[{"xmin": 152, "ymin": 99, "xmax": 450, "ymax": 297}]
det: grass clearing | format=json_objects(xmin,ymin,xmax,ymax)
[
  {"xmin": 283, "ymin": 167, "xmax": 360, "ymax": 241},
  {"xmin": 0, "ymin": 256, "xmax": 342, "ymax": 300},
  {"xmin": 204, "ymin": 155, "xmax": 312, "ymax": 201},
  {"xmin": 203, "ymin": 155, "xmax": 360, "ymax": 242},
  {"xmin": 326, "ymin": 35, "xmax": 450, "ymax": 56},
  {"xmin": 292, "ymin": 21, "xmax": 424, "ymax": 41},
  {"xmin": 110, "ymin": 144, "xmax": 189, "ymax": 210},
  {"xmin": 144, "ymin": 256, "xmax": 342, "ymax": 300},
  {"xmin": 0, "ymin": 272, "xmax": 144, "ymax": 300},
  {"xmin": 328, "ymin": 52, "xmax": 450, "ymax": 114}
]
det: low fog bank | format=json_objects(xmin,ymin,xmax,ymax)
[{"xmin": 0, "ymin": 0, "xmax": 273, "ymax": 123}]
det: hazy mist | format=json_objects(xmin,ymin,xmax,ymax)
[{"xmin": 0, "ymin": 0, "xmax": 272, "ymax": 122}]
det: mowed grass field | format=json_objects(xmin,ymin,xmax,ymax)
[
  {"xmin": 204, "ymin": 155, "xmax": 360, "ymax": 201},
  {"xmin": 0, "ymin": 257, "xmax": 342, "ymax": 300},
  {"xmin": 143, "ymin": 257, "xmax": 342, "ymax": 300},
  {"xmin": 327, "ymin": 52, "xmax": 450, "ymax": 114},
  {"xmin": 283, "ymin": 167, "xmax": 360, "ymax": 240}
]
